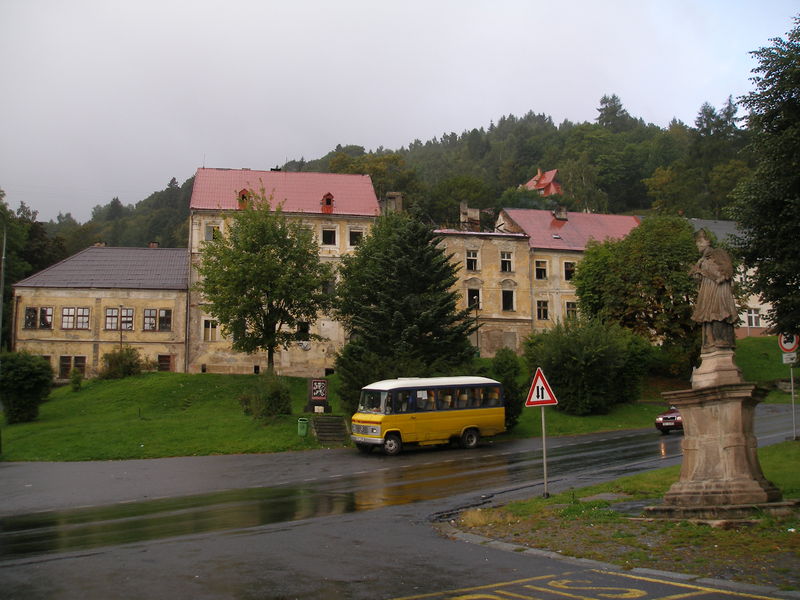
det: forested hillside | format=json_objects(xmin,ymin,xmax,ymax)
[{"xmin": 284, "ymin": 94, "xmax": 751, "ymax": 226}]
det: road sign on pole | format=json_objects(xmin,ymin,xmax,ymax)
[
  {"xmin": 779, "ymin": 333, "xmax": 799, "ymax": 353},
  {"xmin": 526, "ymin": 368, "xmax": 558, "ymax": 497},
  {"xmin": 526, "ymin": 367, "xmax": 558, "ymax": 407}
]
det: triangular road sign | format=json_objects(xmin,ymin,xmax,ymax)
[{"xmin": 526, "ymin": 367, "xmax": 558, "ymax": 407}]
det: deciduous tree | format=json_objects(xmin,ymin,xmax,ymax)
[{"xmin": 195, "ymin": 191, "xmax": 333, "ymax": 370}]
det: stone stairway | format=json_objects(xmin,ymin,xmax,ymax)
[{"xmin": 311, "ymin": 415, "xmax": 349, "ymax": 444}]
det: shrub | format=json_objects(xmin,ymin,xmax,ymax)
[
  {"xmin": 240, "ymin": 372, "xmax": 292, "ymax": 420},
  {"xmin": 70, "ymin": 368, "xmax": 83, "ymax": 392},
  {"xmin": 100, "ymin": 346, "xmax": 144, "ymax": 379},
  {"xmin": 0, "ymin": 352, "xmax": 54, "ymax": 424},
  {"xmin": 491, "ymin": 347, "xmax": 525, "ymax": 431},
  {"xmin": 523, "ymin": 319, "xmax": 650, "ymax": 416}
]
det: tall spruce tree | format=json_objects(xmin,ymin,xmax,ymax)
[
  {"xmin": 335, "ymin": 212, "xmax": 477, "ymax": 413},
  {"xmin": 730, "ymin": 17, "xmax": 800, "ymax": 336}
]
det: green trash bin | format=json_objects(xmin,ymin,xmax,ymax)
[{"xmin": 297, "ymin": 417, "xmax": 309, "ymax": 437}]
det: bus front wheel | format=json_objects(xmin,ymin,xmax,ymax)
[
  {"xmin": 383, "ymin": 434, "xmax": 403, "ymax": 456},
  {"xmin": 460, "ymin": 428, "xmax": 480, "ymax": 449}
]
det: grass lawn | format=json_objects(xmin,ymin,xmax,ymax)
[
  {"xmin": 1, "ymin": 335, "xmax": 794, "ymax": 461},
  {"xmin": 456, "ymin": 441, "xmax": 800, "ymax": 590}
]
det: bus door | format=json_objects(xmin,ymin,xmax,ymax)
[{"xmin": 395, "ymin": 389, "xmax": 418, "ymax": 442}]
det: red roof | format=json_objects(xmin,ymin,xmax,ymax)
[
  {"xmin": 523, "ymin": 169, "xmax": 562, "ymax": 196},
  {"xmin": 502, "ymin": 209, "xmax": 640, "ymax": 251},
  {"xmin": 190, "ymin": 168, "xmax": 380, "ymax": 216}
]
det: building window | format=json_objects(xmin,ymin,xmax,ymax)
[
  {"xmin": 537, "ymin": 300, "xmax": 549, "ymax": 320},
  {"xmin": 158, "ymin": 309, "xmax": 172, "ymax": 331},
  {"xmin": 566, "ymin": 301, "xmax": 578, "ymax": 320},
  {"xmin": 62, "ymin": 307, "xmax": 89, "ymax": 330},
  {"xmin": 502, "ymin": 290, "xmax": 514, "ymax": 311},
  {"xmin": 143, "ymin": 308, "xmax": 172, "ymax": 331},
  {"xmin": 747, "ymin": 308, "xmax": 761, "ymax": 328},
  {"xmin": 105, "ymin": 308, "xmax": 119, "ymax": 330},
  {"xmin": 349, "ymin": 229, "xmax": 364, "ymax": 246},
  {"xmin": 157, "ymin": 355, "xmax": 173, "ymax": 372},
  {"xmin": 467, "ymin": 288, "xmax": 481, "ymax": 309},
  {"xmin": 500, "ymin": 251, "xmax": 513, "ymax": 273},
  {"xmin": 535, "ymin": 260, "xmax": 548, "ymax": 280},
  {"xmin": 39, "ymin": 307, "xmax": 53, "ymax": 329},
  {"xmin": 204, "ymin": 224, "xmax": 220, "ymax": 241},
  {"xmin": 466, "ymin": 250, "xmax": 479, "ymax": 271},
  {"xmin": 297, "ymin": 322, "xmax": 310, "ymax": 341},
  {"xmin": 76, "ymin": 307, "xmax": 89, "ymax": 329},
  {"xmin": 121, "ymin": 308, "xmax": 134, "ymax": 330},
  {"xmin": 321, "ymin": 228, "xmax": 337, "ymax": 246},
  {"xmin": 203, "ymin": 319, "xmax": 218, "ymax": 341},
  {"xmin": 59, "ymin": 355, "xmax": 86, "ymax": 378},
  {"xmin": 143, "ymin": 309, "xmax": 157, "ymax": 331},
  {"xmin": 564, "ymin": 261, "xmax": 576, "ymax": 281},
  {"xmin": 24, "ymin": 307, "xmax": 37, "ymax": 329}
]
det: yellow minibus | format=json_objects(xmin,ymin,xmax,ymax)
[{"xmin": 350, "ymin": 376, "xmax": 505, "ymax": 455}]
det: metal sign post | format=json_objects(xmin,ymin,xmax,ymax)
[
  {"xmin": 779, "ymin": 334, "xmax": 799, "ymax": 441},
  {"xmin": 526, "ymin": 367, "xmax": 558, "ymax": 497}
]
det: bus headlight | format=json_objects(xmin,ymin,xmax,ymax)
[{"xmin": 368, "ymin": 425, "xmax": 381, "ymax": 436}]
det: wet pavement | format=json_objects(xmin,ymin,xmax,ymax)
[{"xmin": 0, "ymin": 404, "xmax": 795, "ymax": 599}]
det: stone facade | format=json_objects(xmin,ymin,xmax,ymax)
[{"xmin": 436, "ymin": 230, "xmax": 532, "ymax": 357}]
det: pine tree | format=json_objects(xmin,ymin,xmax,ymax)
[{"xmin": 335, "ymin": 212, "xmax": 477, "ymax": 412}]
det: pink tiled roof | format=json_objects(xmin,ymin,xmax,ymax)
[
  {"xmin": 523, "ymin": 168, "xmax": 562, "ymax": 196},
  {"xmin": 190, "ymin": 168, "xmax": 380, "ymax": 216},
  {"xmin": 502, "ymin": 209, "xmax": 640, "ymax": 251}
]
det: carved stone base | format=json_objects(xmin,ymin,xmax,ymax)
[
  {"xmin": 660, "ymin": 383, "xmax": 782, "ymax": 507},
  {"xmin": 645, "ymin": 500, "xmax": 799, "ymax": 520},
  {"xmin": 691, "ymin": 348, "xmax": 743, "ymax": 389}
]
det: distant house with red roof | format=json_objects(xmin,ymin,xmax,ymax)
[
  {"xmin": 188, "ymin": 168, "xmax": 382, "ymax": 377},
  {"xmin": 522, "ymin": 168, "xmax": 562, "ymax": 197},
  {"xmin": 495, "ymin": 207, "xmax": 640, "ymax": 330}
]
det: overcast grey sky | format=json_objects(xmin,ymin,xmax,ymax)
[{"xmin": 1, "ymin": 0, "xmax": 797, "ymax": 223}]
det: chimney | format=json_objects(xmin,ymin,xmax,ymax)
[
  {"xmin": 93, "ymin": 241, "xmax": 107, "ymax": 247},
  {"xmin": 552, "ymin": 206, "xmax": 569, "ymax": 221},
  {"xmin": 459, "ymin": 202, "xmax": 481, "ymax": 232},
  {"xmin": 148, "ymin": 241, "xmax": 160, "ymax": 248}
]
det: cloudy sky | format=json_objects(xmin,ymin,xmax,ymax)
[{"xmin": 1, "ymin": 1, "xmax": 797, "ymax": 223}]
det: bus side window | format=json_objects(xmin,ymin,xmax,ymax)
[
  {"xmin": 456, "ymin": 389, "xmax": 469, "ymax": 409},
  {"xmin": 488, "ymin": 386, "xmax": 500, "ymax": 406},
  {"xmin": 439, "ymin": 388, "xmax": 454, "ymax": 410},
  {"xmin": 396, "ymin": 391, "xmax": 410, "ymax": 413}
]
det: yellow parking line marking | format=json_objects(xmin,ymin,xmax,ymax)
[
  {"xmin": 391, "ymin": 575, "xmax": 557, "ymax": 600},
  {"xmin": 593, "ymin": 570, "xmax": 784, "ymax": 599}
]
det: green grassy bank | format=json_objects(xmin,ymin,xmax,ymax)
[{"xmin": 0, "ymin": 336, "xmax": 794, "ymax": 461}]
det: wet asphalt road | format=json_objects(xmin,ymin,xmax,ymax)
[{"xmin": 0, "ymin": 404, "xmax": 795, "ymax": 599}]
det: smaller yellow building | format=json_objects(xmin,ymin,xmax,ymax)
[{"xmin": 12, "ymin": 246, "xmax": 189, "ymax": 378}]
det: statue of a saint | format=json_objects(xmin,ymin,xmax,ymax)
[{"xmin": 690, "ymin": 229, "xmax": 738, "ymax": 351}]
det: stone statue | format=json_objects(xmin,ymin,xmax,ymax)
[{"xmin": 690, "ymin": 229, "xmax": 738, "ymax": 351}]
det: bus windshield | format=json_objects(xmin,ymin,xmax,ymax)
[{"xmin": 358, "ymin": 389, "xmax": 389, "ymax": 414}]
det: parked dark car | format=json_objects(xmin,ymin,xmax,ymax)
[{"xmin": 655, "ymin": 406, "xmax": 683, "ymax": 434}]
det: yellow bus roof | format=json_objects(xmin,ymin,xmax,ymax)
[{"xmin": 362, "ymin": 376, "xmax": 501, "ymax": 391}]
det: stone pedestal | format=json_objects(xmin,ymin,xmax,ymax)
[
  {"xmin": 654, "ymin": 383, "xmax": 781, "ymax": 510},
  {"xmin": 690, "ymin": 348, "xmax": 743, "ymax": 389}
]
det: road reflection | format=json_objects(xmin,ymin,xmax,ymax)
[{"xmin": 0, "ymin": 432, "xmax": 683, "ymax": 561}]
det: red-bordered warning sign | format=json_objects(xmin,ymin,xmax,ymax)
[
  {"xmin": 779, "ymin": 334, "xmax": 799, "ymax": 353},
  {"xmin": 525, "ymin": 367, "xmax": 558, "ymax": 407}
]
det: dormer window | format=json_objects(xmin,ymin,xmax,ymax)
[
  {"xmin": 238, "ymin": 189, "xmax": 249, "ymax": 210},
  {"xmin": 321, "ymin": 192, "xmax": 334, "ymax": 214}
]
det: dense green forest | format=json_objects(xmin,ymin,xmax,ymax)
[{"xmin": 284, "ymin": 94, "xmax": 751, "ymax": 226}]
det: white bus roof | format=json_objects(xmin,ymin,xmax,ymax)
[{"xmin": 362, "ymin": 376, "xmax": 501, "ymax": 391}]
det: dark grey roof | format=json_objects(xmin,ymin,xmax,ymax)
[
  {"xmin": 689, "ymin": 218, "xmax": 739, "ymax": 244},
  {"xmin": 14, "ymin": 247, "xmax": 189, "ymax": 290}
]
